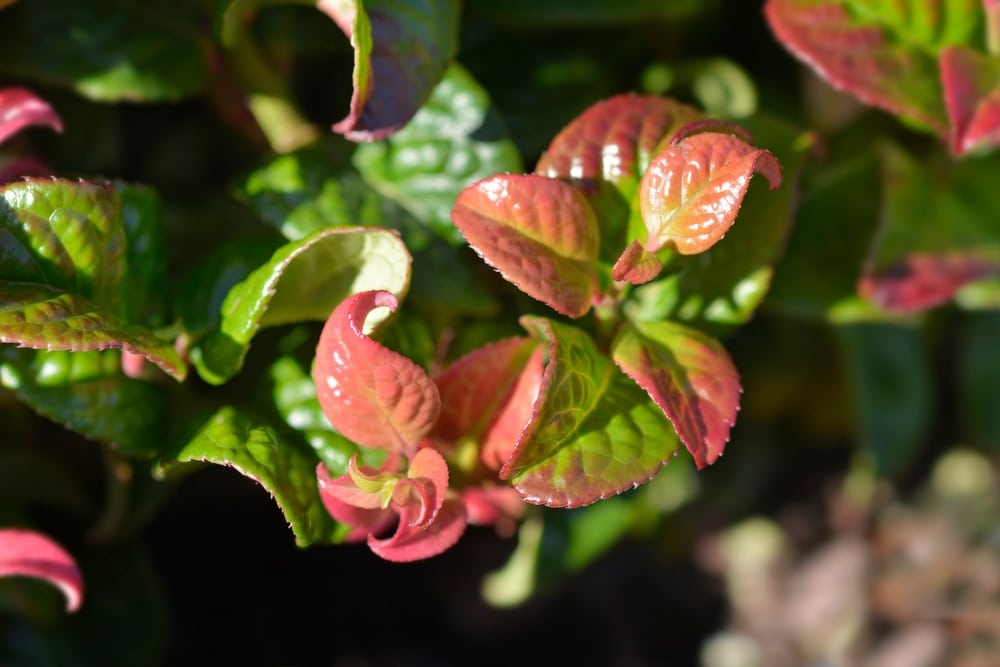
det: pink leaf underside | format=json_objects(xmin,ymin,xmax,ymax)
[
  {"xmin": 859, "ymin": 252, "xmax": 1000, "ymax": 312},
  {"xmin": 405, "ymin": 446, "xmax": 450, "ymax": 524},
  {"xmin": 451, "ymin": 173, "xmax": 600, "ymax": 318},
  {"xmin": 763, "ymin": 0, "xmax": 949, "ymax": 136},
  {"xmin": 535, "ymin": 93, "xmax": 702, "ymax": 184},
  {"xmin": 611, "ymin": 239, "xmax": 664, "ymax": 285},
  {"xmin": 0, "ymin": 529, "xmax": 84, "ymax": 613},
  {"xmin": 0, "ymin": 88, "xmax": 63, "ymax": 145},
  {"xmin": 460, "ymin": 485, "xmax": 526, "ymax": 531},
  {"xmin": 368, "ymin": 497, "xmax": 467, "ymax": 562},
  {"xmin": 613, "ymin": 323, "xmax": 741, "ymax": 469},
  {"xmin": 0, "ymin": 157, "xmax": 52, "ymax": 184},
  {"xmin": 639, "ymin": 133, "xmax": 782, "ymax": 255},
  {"xmin": 941, "ymin": 45, "xmax": 1000, "ymax": 155},
  {"xmin": 314, "ymin": 290, "xmax": 441, "ymax": 452},
  {"xmin": 316, "ymin": 462, "xmax": 395, "ymax": 541},
  {"xmin": 431, "ymin": 337, "xmax": 543, "ymax": 470}
]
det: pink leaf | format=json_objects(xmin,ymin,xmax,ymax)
[
  {"xmin": 0, "ymin": 88, "xmax": 63, "ymax": 145},
  {"xmin": 859, "ymin": 253, "xmax": 1000, "ymax": 313},
  {"xmin": 402, "ymin": 446, "xmax": 450, "ymax": 526},
  {"xmin": 941, "ymin": 45, "xmax": 1000, "ymax": 155},
  {"xmin": 611, "ymin": 239, "xmax": 663, "ymax": 285},
  {"xmin": 316, "ymin": 462, "xmax": 395, "ymax": 541},
  {"xmin": 368, "ymin": 497, "xmax": 466, "ymax": 562},
  {"xmin": 612, "ymin": 321, "xmax": 741, "ymax": 469},
  {"xmin": 451, "ymin": 174, "xmax": 601, "ymax": 317},
  {"xmin": 314, "ymin": 290, "xmax": 441, "ymax": 453},
  {"xmin": 0, "ymin": 529, "xmax": 84, "ymax": 613},
  {"xmin": 639, "ymin": 133, "xmax": 781, "ymax": 255},
  {"xmin": 0, "ymin": 157, "xmax": 52, "ymax": 184},
  {"xmin": 535, "ymin": 93, "xmax": 701, "ymax": 186}
]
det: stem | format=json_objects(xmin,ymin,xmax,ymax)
[{"xmin": 88, "ymin": 448, "xmax": 133, "ymax": 545}]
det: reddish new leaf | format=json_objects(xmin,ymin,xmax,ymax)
[
  {"xmin": 859, "ymin": 253, "xmax": 1000, "ymax": 312},
  {"xmin": 316, "ymin": 461, "xmax": 395, "ymax": 541},
  {"xmin": 638, "ymin": 132, "xmax": 781, "ymax": 255},
  {"xmin": 611, "ymin": 239, "xmax": 663, "ymax": 285},
  {"xmin": 0, "ymin": 529, "xmax": 84, "ymax": 613},
  {"xmin": 314, "ymin": 290, "xmax": 441, "ymax": 453},
  {"xmin": 535, "ymin": 93, "xmax": 701, "ymax": 187},
  {"xmin": 941, "ymin": 45, "xmax": 1000, "ymax": 155},
  {"xmin": 451, "ymin": 173, "xmax": 600, "ymax": 317},
  {"xmin": 368, "ymin": 497, "xmax": 466, "ymax": 562},
  {"xmin": 612, "ymin": 321, "xmax": 741, "ymax": 469},
  {"xmin": 0, "ymin": 87, "xmax": 62, "ymax": 145}
]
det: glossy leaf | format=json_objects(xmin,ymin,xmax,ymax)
[
  {"xmin": 0, "ymin": 87, "xmax": 62, "ymax": 144},
  {"xmin": 941, "ymin": 45, "xmax": 1000, "ymax": 155},
  {"xmin": 321, "ymin": 0, "xmax": 460, "ymax": 141},
  {"xmin": 637, "ymin": 132, "xmax": 782, "ymax": 256},
  {"xmin": 0, "ymin": 1, "xmax": 206, "ymax": 102},
  {"xmin": 353, "ymin": 64, "xmax": 524, "ymax": 245},
  {"xmin": 0, "ymin": 529, "xmax": 84, "ymax": 613},
  {"xmin": 451, "ymin": 174, "xmax": 600, "ymax": 317},
  {"xmin": 611, "ymin": 240, "xmax": 663, "ymax": 285},
  {"xmin": 314, "ymin": 290, "xmax": 440, "ymax": 452},
  {"xmin": 192, "ymin": 227, "xmax": 411, "ymax": 384},
  {"xmin": 501, "ymin": 316, "xmax": 680, "ymax": 508},
  {"xmin": 612, "ymin": 321, "xmax": 741, "ymax": 469},
  {"xmin": 157, "ymin": 407, "xmax": 339, "ymax": 546}
]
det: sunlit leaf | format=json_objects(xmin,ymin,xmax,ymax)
[{"xmin": 451, "ymin": 174, "xmax": 600, "ymax": 317}]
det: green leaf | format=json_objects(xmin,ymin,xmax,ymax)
[
  {"xmin": 192, "ymin": 226, "xmax": 411, "ymax": 384},
  {"xmin": 0, "ymin": 0, "xmax": 206, "ymax": 102},
  {"xmin": 117, "ymin": 184, "xmax": 169, "ymax": 328},
  {"xmin": 0, "ymin": 347, "xmax": 167, "ymax": 456},
  {"xmin": 157, "ymin": 406, "xmax": 339, "ymax": 546},
  {"xmin": 324, "ymin": 0, "xmax": 460, "ymax": 141},
  {"xmin": 501, "ymin": 316, "xmax": 680, "ymax": 508},
  {"xmin": 959, "ymin": 311, "xmax": 1000, "ymax": 450},
  {"xmin": 353, "ymin": 64, "xmax": 524, "ymax": 245}
]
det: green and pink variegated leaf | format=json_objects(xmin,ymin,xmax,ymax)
[
  {"xmin": 319, "ymin": 0, "xmax": 459, "ymax": 141},
  {"xmin": 636, "ymin": 132, "xmax": 781, "ymax": 256},
  {"xmin": 612, "ymin": 321, "xmax": 741, "ymax": 469},
  {"xmin": 0, "ymin": 529, "xmax": 83, "ymax": 613},
  {"xmin": 501, "ymin": 316, "xmax": 680, "ymax": 508},
  {"xmin": 451, "ymin": 174, "xmax": 601, "ymax": 317},
  {"xmin": 941, "ymin": 45, "xmax": 1000, "ymax": 155},
  {"xmin": 314, "ymin": 290, "xmax": 441, "ymax": 453},
  {"xmin": 431, "ymin": 336, "xmax": 543, "ymax": 470},
  {"xmin": 0, "ymin": 87, "xmax": 62, "ymax": 144}
]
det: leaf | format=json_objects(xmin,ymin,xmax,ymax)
[
  {"xmin": 0, "ymin": 348, "xmax": 167, "ymax": 455},
  {"xmin": 0, "ymin": 0, "xmax": 206, "ymax": 102},
  {"xmin": 191, "ymin": 226, "xmax": 411, "ymax": 384},
  {"xmin": 612, "ymin": 321, "xmax": 741, "ymax": 469},
  {"xmin": 321, "ymin": 0, "xmax": 460, "ymax": 141},
  {"xmin": 0, "ymin": 529, "xmax": 84, "ymax": 613},
  {"xmin": 353, "ymin": 64, "xmax": 524, "ymax": 245},
  {"xmin": 0, "ymin": 179, "xmax": 185, "ymax": 379},
  {"xmin": 451, "ymin": 174, "xmax": 600, "ymax": 318},
  {"xmin": 638, "ymin": 132, "xmax": 782, "ymax": 256},
  {"xmin": 501, "ymin": 316, "xmax": 680, "ymax": 508},
  {"xmin": 0, "ymin": 87, "xmax": 62, "ymax": 144},
  {"xmin": 611, "ymin": 240, "xmax": 663, "ymax": 285},
  {"xmin": 940, "ymin": 45, "xmax": 1000, "ymax": 155},
  {"xmin": 157, "ymin": 406, "xmax": 339, "ymax": 547},
  {"xmin": 464, "ymin": 0, "xmax": 711, "ymax": 25},
  {"xmin": 959, "ymin": 310, "xmax": 1000, "ymax": 449},
  {"xmin": 313, "ymin": 290, "xmax": 440, "ymax": 452}
]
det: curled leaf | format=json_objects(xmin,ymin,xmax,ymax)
[
  {"xmin": 0, "ymin": 87, "xmax": 62, "ymax": 144},
  {"xmin": 0, "ymin": 528, "xmax": 84, "ymax": 613},
  {"xmin": 314, "ymin": 290, "xmax": 441, "ymax": 453},
  {"xmin": 941, "ymin": 45, "xmax": 1000, "ymax": 155},
  {"xmin": 638, "ymin": 132, "xmax": 781, "ymax": 255},
  {"xmin": 611, "ymin": 239, "xmax": 663, "ymax": 285}
]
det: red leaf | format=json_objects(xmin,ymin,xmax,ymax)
[
  {"xmin": 611, "ymin": 239, "xmax": 663, "ymax": 285},
  {"xmin": 314, "ymin": 290, "xmax": 441, "ymax": 453},
  {"xmin": 941, "ymin": 45, "xmax": 1000, "ymax": 155},
  {"xmin": 451, "ymin": 174, "xmax": 600, "ymax": 317},
  {"xmin": 316, "ymin": 462, "xmax": 395, "ymax": 541},
  {"xmin": 0, "ymin": 88, "xmax": 62, "ymax": 145},
  {"xmin": 535, "ymin": 93, "xmax": 701, "ymax": 185},
  {"xmin": 612, "ymin": 321, "xmax": 741, "ymax": 469},
  {"xmin": 639, "ymin": 133, "xmax": 781, "ymax": 255},
  {"xmin": 368, "ymin": 497, "xmax": 466, "ymax": 562},
  {"xmin": 0, "ymin": 529, "xmax": 84, "ymax": 613},
  {"xmin": 859, "ymin": 253, "xmax": 1000, "ymax": 313}
]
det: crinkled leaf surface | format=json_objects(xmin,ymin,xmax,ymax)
[
  {"xmin": 0, "ymin": 87, "xmax": 62, "ymax": 144},
  {"xmin": 859, "ymin": 143, "xmax": 1000, "ymax": 312},
  {"xmin": 0, "ymin": 529, "xmax": 83, "ymax": 613},
  {"xmin": 612, "ymin": 320, "xmax": 740, "ymax": 469},
  {"xmin": 638, "ymin": 132, "xmax": 782, "ymax": 256},
  {"xmin": 353, "ymin": 64, "xmax": 524, "ymax": 245},
  {"xmin": 940, "ymin": 45, "xmax": 1000, "ymax": 155},
  {"xmin": 0, "ymin": 0, "xmax": 206, "ymax": 102},
  {"xmin": 157, "ymin": 406, "xmax": 339, "ymax": 546},
  {"xmin": 501, "ymin": 316, "xmax": 680, "ymax": 508},
  {"xmin": 0, "ymin": 179, "xmax": 184, "ymax": 379},
  {"xmin": 192, "ymin": 226, "xmax": 410, "ymax": 384},
  {"xmin": 452, "ymin": 174, "xmax": 600, "ymax": 318},
  {"xmin": 321, "ymin": 0, "xmax": 460, "ymax": 141},
  {"xmin": 313, "ymin": 290, "xmax": 440, "ymax": 452}
]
